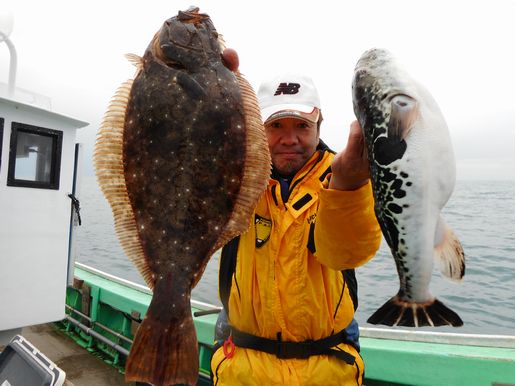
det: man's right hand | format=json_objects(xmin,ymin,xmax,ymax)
[
  {"xmin": 222, "ymin": 48, "xmax": 239, "ymax": 72},
  {"xmin": 328, "ymin": 121, "xmax": 370, "ymax": 191}
]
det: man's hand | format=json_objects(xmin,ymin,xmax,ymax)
[
  {"xmin": 329, "ymin": 121, "xmax": 370, "ymax": 191},
  {"xmin": 221, "ymin": 48, "xmax": 239, "ymax": 72}
]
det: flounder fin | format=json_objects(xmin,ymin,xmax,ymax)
[
  {"xmin": 209, "ymin": 71, "xmax": 271, "ymax": 256},
  {"xmin": 367, "ymin": 296, "xmax": 463, "ymax": 327},
  {"xmin": 388, "ymin": 94, "xmax": 418, "ymax": 141},
  {"xmin": 434, "ymin": 216, "xmax": 465, "ymax": 281},
  {"xmin": 125, "ymin": 53, "xmax": 143, "ymax": 68},
  {"xmin": 217, "ymin": 34, "xmax": 227, "ymax": 51},
  {"xmin": 93, "ymin": 79, "xmax": 154, "ymax": 290},
  {"xmin": 125, "ymin": 53, "xmax": 144, "ymax": 77}
]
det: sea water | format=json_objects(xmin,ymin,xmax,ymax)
[{"xmin": 75, "ymin": 176, "xmax": 515, "ymax": 335}]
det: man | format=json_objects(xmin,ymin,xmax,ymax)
[{"xmin": 211, "ymin": 73, "xmax": 381, "ymax": 385}]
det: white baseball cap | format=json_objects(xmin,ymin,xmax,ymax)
[{"xmin": 257, "ymin": 73, "xmax": 321, "ymax": 124}]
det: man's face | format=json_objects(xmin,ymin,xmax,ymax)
[{"xmin": 265, "ymin": 117, "xmax": 320, "ymax": 176}]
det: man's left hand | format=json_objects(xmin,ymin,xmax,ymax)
[{"xmin": 329, "ymin": 120, "xmax": 370, "ymax": 191}]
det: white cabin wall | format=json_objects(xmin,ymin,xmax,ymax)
[{"xmin": 0, "ymin": 99, "xmax": 87, "ymax": 331}]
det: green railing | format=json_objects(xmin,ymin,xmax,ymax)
[
  {"xmin": 59, "ymin": 263, "xmax": 218, "ymax": 384},
  {"xmin": 59, "ymin": 263, "xmax": 515, "ymax": 386}
]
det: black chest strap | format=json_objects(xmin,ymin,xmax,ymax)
[
  {"xmin": 219, "ymin": 237, "xmax": 240, "ymax": 314},
  {"xmin": 230, "ymin": 327, "xmax": 356, "ymax": 365}
]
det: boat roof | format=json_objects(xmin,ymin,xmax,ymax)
[{"xmin": 0, "ymin": 95, "xmax": 88, "ymax": 129}]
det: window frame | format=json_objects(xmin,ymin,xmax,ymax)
[
  {"xmin": 0, "ymin": 117, "xmax": 4, "ymax": 172},
  {"xmin": 7, "ymin": 122, "xmax": 63, "ymax": 190}
]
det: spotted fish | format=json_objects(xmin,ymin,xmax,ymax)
[
  {"xmin": 94, "ymin": 8, "xmax": 270, "ymax": 386},
  {"xmin": 352, "ymin": 48, "xmax": 465, "ymax": 327}
]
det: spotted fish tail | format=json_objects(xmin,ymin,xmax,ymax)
[{"xmin": 367, "ymin": 295, "xmax": 463, "ymax": 327}]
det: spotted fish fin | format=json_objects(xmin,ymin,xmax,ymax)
[
  {"xmin": 388, "ymin": 94, "xmax": 418, "ymax": 141},
  {"xmin": 434, "ymin": 216, "xmax": 465, "ymax": 281},
  {"xmin": 207, "ymin": 71, "xmax": 271, "ymax": 259},
  {"xmin": 93, "ymin": 79, "xmax": 154, "ymax": 290}
]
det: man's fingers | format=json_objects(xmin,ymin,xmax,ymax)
[
  {"xmin": 346, "ymin": 120, "xmax": 366, "ymax": 159},
  {"xmin": 329, "ymin": 121, "xmax": 370, "ymax": 190},
  {"xmin": 350, "ymin": 120, "xmax": 361, "ymax": 133}
]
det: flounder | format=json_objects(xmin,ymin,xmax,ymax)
[
  {"xmin": 94, "ymin": 7, "xmax": 270, "ymax": 386},
  {"xmin": 352, "ymin": 48, "xmax": 465, "ymax": 327}
]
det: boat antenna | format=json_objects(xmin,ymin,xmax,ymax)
[{"xmin": 0, "ymin": 10, "xmax": 17, "ymax": 97}]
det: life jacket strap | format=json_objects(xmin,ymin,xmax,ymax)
[{"xmin": 230, "ymin": 327, "xmax": 356, "ymax": 365}]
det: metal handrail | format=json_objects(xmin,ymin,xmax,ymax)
[
  {"xmin": 65, "ymin": 305, "xmax": 133, "ymax": 345},
  {"xmin": 65, "ymin": 315, "xmax": 130, "ymax": 357}
]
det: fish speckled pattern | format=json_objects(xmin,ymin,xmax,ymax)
[
  {"xmin": 94, "ymin": 8, "xmax": 270, "ymax": 386},
  {"xmin": 352, "ymin": 48, "xmax": 465, "ymax": 328}
]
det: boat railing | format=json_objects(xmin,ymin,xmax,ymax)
[
  {"xmin": 75, "ymin": 262, "xmax": 222, "ymax": 313},
  {"xmin": 66, "ymin": 262, "xmax": 515, "ymax": 386},
  {"xmin": 75, "ymin": 262, "xmax": 515, "ymax": 349},
  {"xmin": 360, "ymin": 327, "xmax": 515, "ymax": 349}
]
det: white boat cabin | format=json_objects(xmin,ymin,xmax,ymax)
[{"xmin": 0, "ymin": 89, "xmax": 88, "ymax": 345}]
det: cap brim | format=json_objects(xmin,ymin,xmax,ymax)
[{"xmin": 262, "ymin": 104, "xmax": 318, "ymax": 123}]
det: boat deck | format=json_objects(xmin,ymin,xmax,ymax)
[{"xmin": 21, "ymin": 323, "xmax": 134, "ymax": 386}]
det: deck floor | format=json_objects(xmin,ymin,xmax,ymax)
[{"xmin": 21, "ymin": 323, "xmax": 136, "ymax": 386}]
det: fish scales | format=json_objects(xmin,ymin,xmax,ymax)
[
  {"xmin": 352, "ymin": 48, "xmax": 465, "ymax": 328},
  {"xmin": 94, "ymin": 7, "xmax": 270, "ymax": 386}
]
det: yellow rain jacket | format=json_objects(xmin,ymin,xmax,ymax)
[{"xmin": 211, "ymin": 145, "xmax": 381, "ymax": 386}]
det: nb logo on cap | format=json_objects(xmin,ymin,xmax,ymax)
[{"xmin": 274, "ymin": 83, "xmax": 301, "ymax": 96}]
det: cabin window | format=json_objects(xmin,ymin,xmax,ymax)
[
  {"xmin": 7, "ymin": 122, "xmax": 63, "ymax": 190},
  {"xmin": 0, "ymin": 118, "xmax": 4, "ymax": 172}
]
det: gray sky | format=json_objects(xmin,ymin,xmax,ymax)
[{"xmin": 1, "ymin": 0, "xmax": 514, "ymax": 180}]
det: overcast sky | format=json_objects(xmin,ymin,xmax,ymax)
[{"xmin": 1, "ymin": 0, "xmax": 514, "ymax": 180}]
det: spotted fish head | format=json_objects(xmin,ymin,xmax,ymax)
[
  {"xmin": 353, "ymin": 49, "xmax": 416, "ymax": 135},
  {"xmin": 352, "ymin": 48, "xmax": 425, "ymax": 167},
  {"xmin": 147, "ymin": 7, "xmax": 223, "ymax": 72},
  {"xmin": 352, "ymin": 48, "xmax": 410, "ymax": 97}
]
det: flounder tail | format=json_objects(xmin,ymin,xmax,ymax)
[
  {"xmin": 367, "ymin": 296, "xmax": 463, "ymax": 327},
  {"xmin": 125, "ymin": 275, "xmax": 198, "ymax": 386}
]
